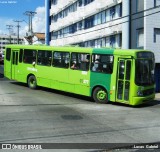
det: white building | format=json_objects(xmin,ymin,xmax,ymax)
[
  {"xmin": 24, "ymin": 33, "xmax": 45, "ymax": 45},
  {"xmin": 46, "ymin": 0, "xmax": 160, "ymax": 91},
  {"xmin": 0, "ymin": 34, "xmax": 24, "ymax": 55},
  {"xmin": 49, "ymin": 0, "xmax": 124, "ymax": 48}
]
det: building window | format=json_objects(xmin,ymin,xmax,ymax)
[
  {"xmin": 78, "ymin": 0, "xmax": 83, "ymax": 7},
  {"xmin": 84, "ymin": 16, "xmax": 94, "ymax": 29},
  {"xmin": 77, "ymin": 21, "xmax": 83, "ymax": 30},
  {"xmin": 136, "ymin": 0, "xmax": 144, "ymax": 12},
  {"xmin": 154, "ymin": 0, "xmax": 160, "ymax": 7},
  {"xmin": 101, "ymin": 11, "xmax": 106, "ymax": 23},
  {"xmin": 53, "ymin": 15, "xmax": 58, "ymax": 22},
  {"xmin": 119, "ymin": 33, "xmax": 122, "ymax": 48},
  {"xmin": 94, "ymin": 12, "xmax": 101, "ymax": 25},
  {"xmin": 84, "ymin": 0, "xmax": 94, "ymax": 6},
  {"xmin": 154, "ymin": 0, "xmax": 156, "ymax": 7},
  {"xmin": 136, "ymin": 28, "xmax": 144, "ymax": 48},
  {"xmin": 110, "ymin": 6, "xmax": 115, "ymax": 20},
  {"xmin": 95, "ymin": 39, "xmax": 104, "ymax": 48},
  {"xmin": 58, "ymin": 30, "xmax": 63, "ymax": 38},
  {"xmin": 51, "ymin": 0, "xmax": 57, "ymax": 5},
  {"xmin": 69, "ymin": 24, "xmax": 77, "ymax": 34},
  {"xmin": 119, "ymin": 3, "xmax": 122, "ymax": 17},
  {"xmin": 110, "ymin": 35, "xmax": 116, "ymax": 48},
  {"xmin": 154, "ymin": 28, "xmax": 160, "ymax": 43}
]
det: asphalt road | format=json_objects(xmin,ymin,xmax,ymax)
[{"xmin": 0, "ymin": 65, "xmax": 160, "ymax": 151}]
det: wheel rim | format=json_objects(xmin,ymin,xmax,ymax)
[
  {"xmin": 97, "ymin": 90, "xmax": 107, "ymax": 101},
  {"xmin": 30, "ymin": 78, "xmax": 35, "ymax": 87}
]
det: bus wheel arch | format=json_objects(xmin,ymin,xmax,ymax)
[
  {"xmin": 27, "ymin": 74, "xmax": 37, "ymax": 89},
  {"xmin": 92, "ymin": 86, "xmax": 108, "ymax": 104}
]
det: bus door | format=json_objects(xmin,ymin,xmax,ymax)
[
  {"xmin": 116, "ymin": 58, "xmax": 132, "ymax": 103},
  {"xmin": 11, "ymin": 50, "xmax": 19, "ymax": 80}
]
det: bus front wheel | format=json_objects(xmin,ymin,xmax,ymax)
[
  {"xmin": 27, "ymin": 75, "xmax": 37, "ymax": 89},
  {"xmin": 93, "ymin": 87, "xmax": 108, "ymax": 103}
]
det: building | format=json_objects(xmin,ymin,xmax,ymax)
[
  {"xmin": 0, "ymin": 34, "xmax": 24, "ymax": 55},
  {"xmin": 46, "ymin": 0, "xmax": 160, "ymax": 91},
  {"xmin": 24, "ymin": 33, "xmax": 45, "ymax": 45},
  {"xmin": 33, "ymin": 33, "xmax": 45, "ymax": 44},
  {"xmin": 48, "ymin": 0, "xmax": 124, "ymax": 48}
]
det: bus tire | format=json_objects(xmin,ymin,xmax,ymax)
[
  {"xmin": 93, "ymin": 87, "xmax": 108, "ymax": 103},
  {"xmin": 27, "ymin": 75, "xmax": 37, "ymax": 89}
]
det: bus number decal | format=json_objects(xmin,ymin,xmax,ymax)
[
  {"xmin": 27, "ymin": 67, "xmax": 38, "ymax": 72},
  {"xmin": 82, "ymin": 71, "xmax": 87, "ymax": 75},
  {"xmin": 80, "ymin": 79, "xmax": 89, "ymax": 84}
]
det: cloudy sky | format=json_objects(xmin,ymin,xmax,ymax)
[{"xmin": 0, "ymin": 0, "xmax": 45, "ymax": 36}]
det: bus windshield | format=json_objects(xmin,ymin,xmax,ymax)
[{"xmin": 135, "ymin": 59, "xmax": 155, "ymax": 86}]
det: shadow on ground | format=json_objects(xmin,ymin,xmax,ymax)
[{"xmin": 9, "ymin": 81, "xmax": 160, "ymax": 108}]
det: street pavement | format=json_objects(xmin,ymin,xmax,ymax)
[
  {"xmin": 0, "ymin": 64, "xmax": 160, "ymax": 152},
  {"xmin": 156, "ymin": 93, "xmax": 160, "ymax": 99}
]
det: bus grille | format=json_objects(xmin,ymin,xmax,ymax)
[{"xmin": 143, "ymin": 88, "xmax": 155, "ymax": 96}]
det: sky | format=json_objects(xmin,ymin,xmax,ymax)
[{"xmin": 0, "ymin": 0, "xmax": 45, "ymax": 36}]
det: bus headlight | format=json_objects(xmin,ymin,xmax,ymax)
[{"xmin": 137, "ymin": 90, "xmax": 143, "ymax": 96}]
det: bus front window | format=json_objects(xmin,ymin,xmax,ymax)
[{"xmin": 135, "ymin": 59, "xmax": 155, "ymax": 86}]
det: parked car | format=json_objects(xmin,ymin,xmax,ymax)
[{"xmin": 0, "ymin": 54, "xmax": 4, "ymax": 64}]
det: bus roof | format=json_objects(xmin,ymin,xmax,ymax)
[
  {"xmin": 5, "ymin": 44, "xmax": 152, "ymax": 56},
  {"xmin": 5, "ymin": 44, "xmax": 93, "ymax": 53},
  {"xmin": 114, "ymin": 48, "xmax": 154, "ymax": 57}
]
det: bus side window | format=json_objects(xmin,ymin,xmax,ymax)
[
  {"xmin": 6, "ymin": 48, "xmax": 11, "ymax": 61},
  {"xmin": 23, "ymin": 49, "xmax": 37, "ymax": 64},
  {"xmin": 53, "ymin": 51, "xmax": 70, "ymax": 68},
  {"xmin": 19, "ymin": 49, "xmax": 23, "ymax": 63},
  {"xmin": 71, "ymin": 53, "xmax": 90, "ymax": 71},
  {"xmin": 37, "ymin": 50, "xmax": 52, "ymax": 66},
  {"xmin": 91, "ymin": 54, "xmax": 113, "ymax": 74}
]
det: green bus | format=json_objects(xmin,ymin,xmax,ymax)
[{"xmin": 4, "ymin": 45, "xmax": 155, "ymax": 106}]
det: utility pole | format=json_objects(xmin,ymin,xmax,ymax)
[
  {"xmin": 45, "ymin": 0, "xmax": 50, "ymax": 45},
  {"xmin": 24, "ymin": 11, "xmax": 37, "ymax": 44},
  {"xmin": 6, "ymin": 25, "xmax": 13, "ymax": 44},
  {"xmin": 13, "ymin": 20, "xmax": 23, "ymax": 44}
]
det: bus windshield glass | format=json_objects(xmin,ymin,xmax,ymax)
[{"xmin": 135, "ymin": 59, "xmax": 155, "ymax": 86}]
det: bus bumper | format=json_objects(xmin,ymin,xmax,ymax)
[{"xmin": 132, "ymin": 94, "xmax": 155, "ymax": 106}]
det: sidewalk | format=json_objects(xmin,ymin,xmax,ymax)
[{"xmin": 155, "ymin": 93, "xmax": 160, "ymax": 99}]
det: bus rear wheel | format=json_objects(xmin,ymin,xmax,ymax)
[
  {"xmin": 93, "ymin": 87, "xmax": 108, "ymax": 103},
  {"xmin": 27, "ymin": 75, "xmax": 37, "ymax": 89}
]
